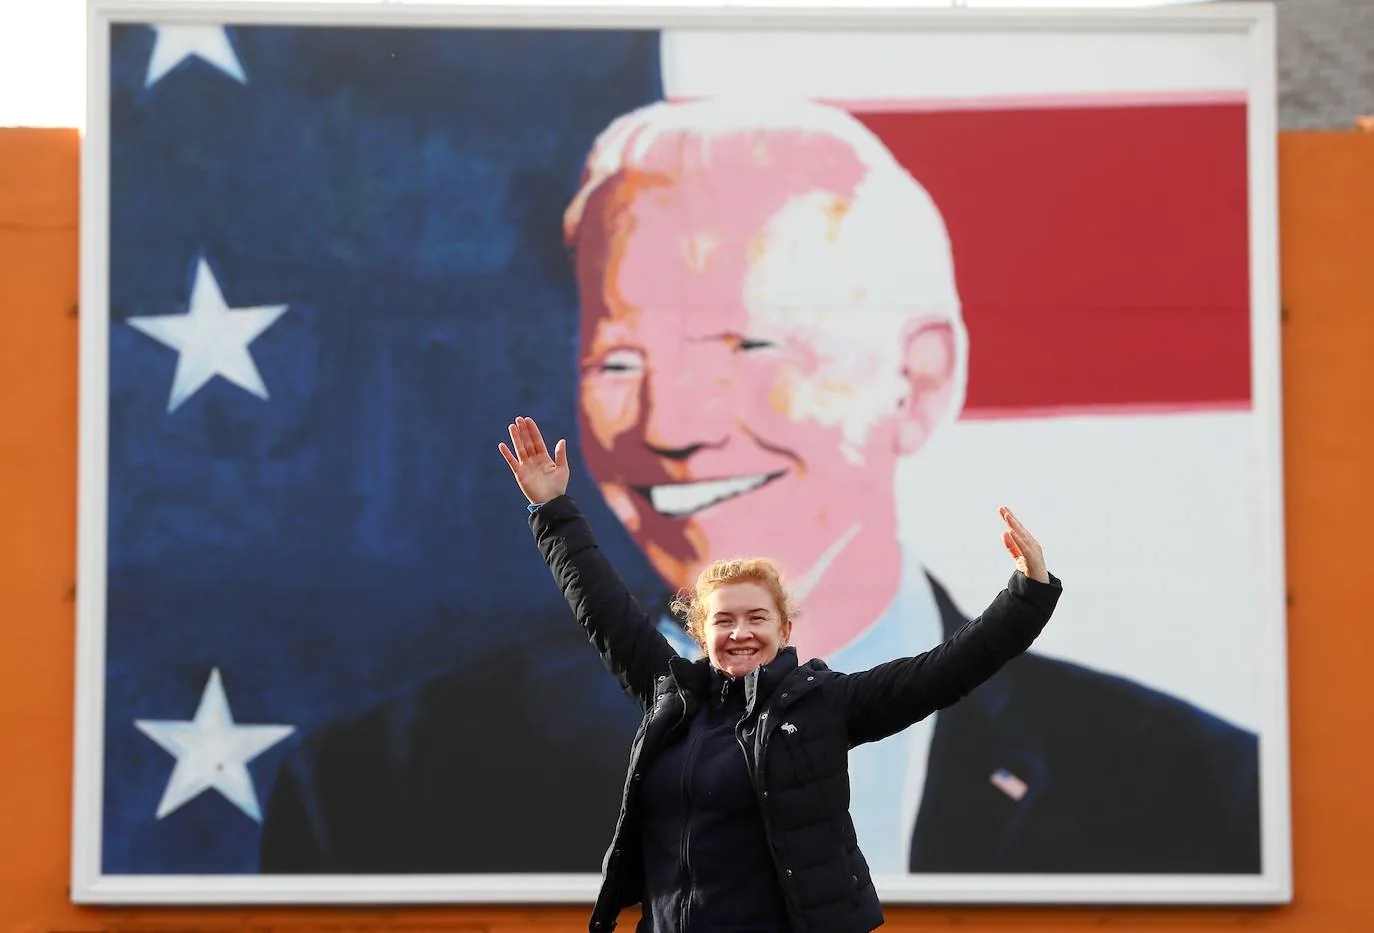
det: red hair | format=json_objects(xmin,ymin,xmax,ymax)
[{"xmin": 671, "ymin": 557, "xmax": 796, "ymax": 645}]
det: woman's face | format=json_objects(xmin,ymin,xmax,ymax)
[{"xmin": 702, "ymin": 582, "xmax": 792, "ymax": 678}]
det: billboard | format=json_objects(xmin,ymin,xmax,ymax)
[{"xmin": 73, "ymin": 0, "xmax": 1289, "ymax": 907}]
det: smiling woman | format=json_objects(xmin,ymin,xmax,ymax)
[
  {"xmin": 672, "ymin": 558, "xmax": 797, "ymax": 678},
  {"xmin": 497, "ymin": 413, "xmax": 1061, "ymax": 933}
]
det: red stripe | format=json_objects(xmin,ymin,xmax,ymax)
[
  {"xmin": 852, "ymin": 103, "xmax": 1252, "ymax": 416},
  {"xmin": 830, "ymin": 89, "xmax": 1249, "ymax": 114}
]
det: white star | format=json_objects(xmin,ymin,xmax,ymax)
[
  {"xmin": 145, "ymin": 25, "xmax": 247, "ymax": 88},
  {"xmin": 134, "ymin": 668, "xmax": 294, "ymax": 822},
  {"xmin": 128, "ymin": 258, "xmax": 289, "ymax": 413}
]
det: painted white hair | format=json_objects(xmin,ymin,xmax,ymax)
[{"xmin": 563, "ymin": 97, "xmax": 970, "ymax": 434}]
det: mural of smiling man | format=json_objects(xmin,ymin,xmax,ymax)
[{"xmin": 260, "ymin": 97, "xmax": 1261, "ymax": 881}]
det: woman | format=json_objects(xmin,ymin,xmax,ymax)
[{"xmin": 499, "ymin": 415, "xmax": 1062, "ymax": 933}]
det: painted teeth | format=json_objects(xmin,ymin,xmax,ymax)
[{"xmin": 647, "ymin": 473, "xmax": 774, "ymax": 516}]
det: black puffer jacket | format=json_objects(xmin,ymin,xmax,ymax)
[{"xmin": 531, "ymin": 495, "xmax": 1062, "ymax": 933}]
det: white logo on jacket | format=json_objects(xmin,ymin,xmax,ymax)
[{"xmin": 781, "ymin": 722, "xmax": 798, "ymax": 735}]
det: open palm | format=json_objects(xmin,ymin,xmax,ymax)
[
  {"xmin": 498, "ymin": 416, "xmax": 570, "ymax": 505},
  {"xmin": 999, "ymin": 506, "xmax": 1049, "ymax": 583}
]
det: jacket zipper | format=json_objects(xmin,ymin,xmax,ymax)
[
  {"xmin": 737, "ymin": 713, "xmax": 789, "ymax": 880},
  {"xmin": 678, "ymin": 714, "xmax": 707, "ymax": 933},
  {"xmin": 738, "ymin": 686, "xmax": 816, "ymax": 928},
  {"xmin": 614, "ymin": 689, "xmax": 690, "ymax": 933}
]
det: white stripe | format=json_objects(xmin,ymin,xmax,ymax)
[{"xmin": 661, "ymin": 25, "xmax": 1249, "ymax": 103}]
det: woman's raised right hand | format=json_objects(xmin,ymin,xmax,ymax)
[{"xmin": 498, "ymin": 415, "xmax": 570, "ymax": 506}]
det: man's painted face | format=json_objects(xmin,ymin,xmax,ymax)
[
  {"xmin": 571, "ymin": 132, "xmax": 958, "ymax": 658},
  {"xmin": 566, "ymin": 125, "xmax": 956, "ymax": 665}
]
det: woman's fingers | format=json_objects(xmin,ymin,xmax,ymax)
[
  {"xmin": 1000, "ymin": 506, "xmax": 1028, "ymax": 534},
  {"xmin": 1013, "ymin": 527, "xmax": 1042, "ymax": 557},
  {"xmin": 525, "ymin": 417, "xmax": 550, "ymax": 458},
  {"xmin": 1001, "ymin": 507, "xmax": 1041, "ymax": 552},
  {"xmin": 506, "ymin": 417, "xmax": 556, "ymax": 469}
]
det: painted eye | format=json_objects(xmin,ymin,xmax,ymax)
[
  {"xmin": 737, "ymin": 337, "xmax": 777, "ymax": 352},
  {"xmin": 591, "ymin": 348, "xmax": 644, "ymax": 374}
]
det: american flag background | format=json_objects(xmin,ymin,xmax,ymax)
[{"xmin": 103, "ymin": 21, "xmax": 668, "ymax": 874}]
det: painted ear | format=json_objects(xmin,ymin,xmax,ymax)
[{"xmin": 895, "ymin": 319, "xmax": 959, "ymax": 456}]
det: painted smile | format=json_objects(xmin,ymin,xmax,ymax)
[{"xmin": 634, "ymin": 471, "xmax": 785, "ymax": 517}]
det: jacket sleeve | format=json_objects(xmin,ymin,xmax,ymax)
[
  {"xmin": 530, "ymin": 494, "xmax": 678, "ymax": 711},
  {"xmin": 838, "ymin": 571, "xmax": 1063, "ymax": 745}
]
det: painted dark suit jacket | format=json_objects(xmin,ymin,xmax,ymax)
[{"xmin": 258, "ymin": 576, "xmax": 1261, "ymax": 875}]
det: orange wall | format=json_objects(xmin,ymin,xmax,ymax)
[{"xmin": 2, "ymin": 127, "xmax": 1370, "ymax": 932}]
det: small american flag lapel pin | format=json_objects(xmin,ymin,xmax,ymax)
[{"xmin": 990, "ymin": 767, "xmax": 1029, "ymax": 801}]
